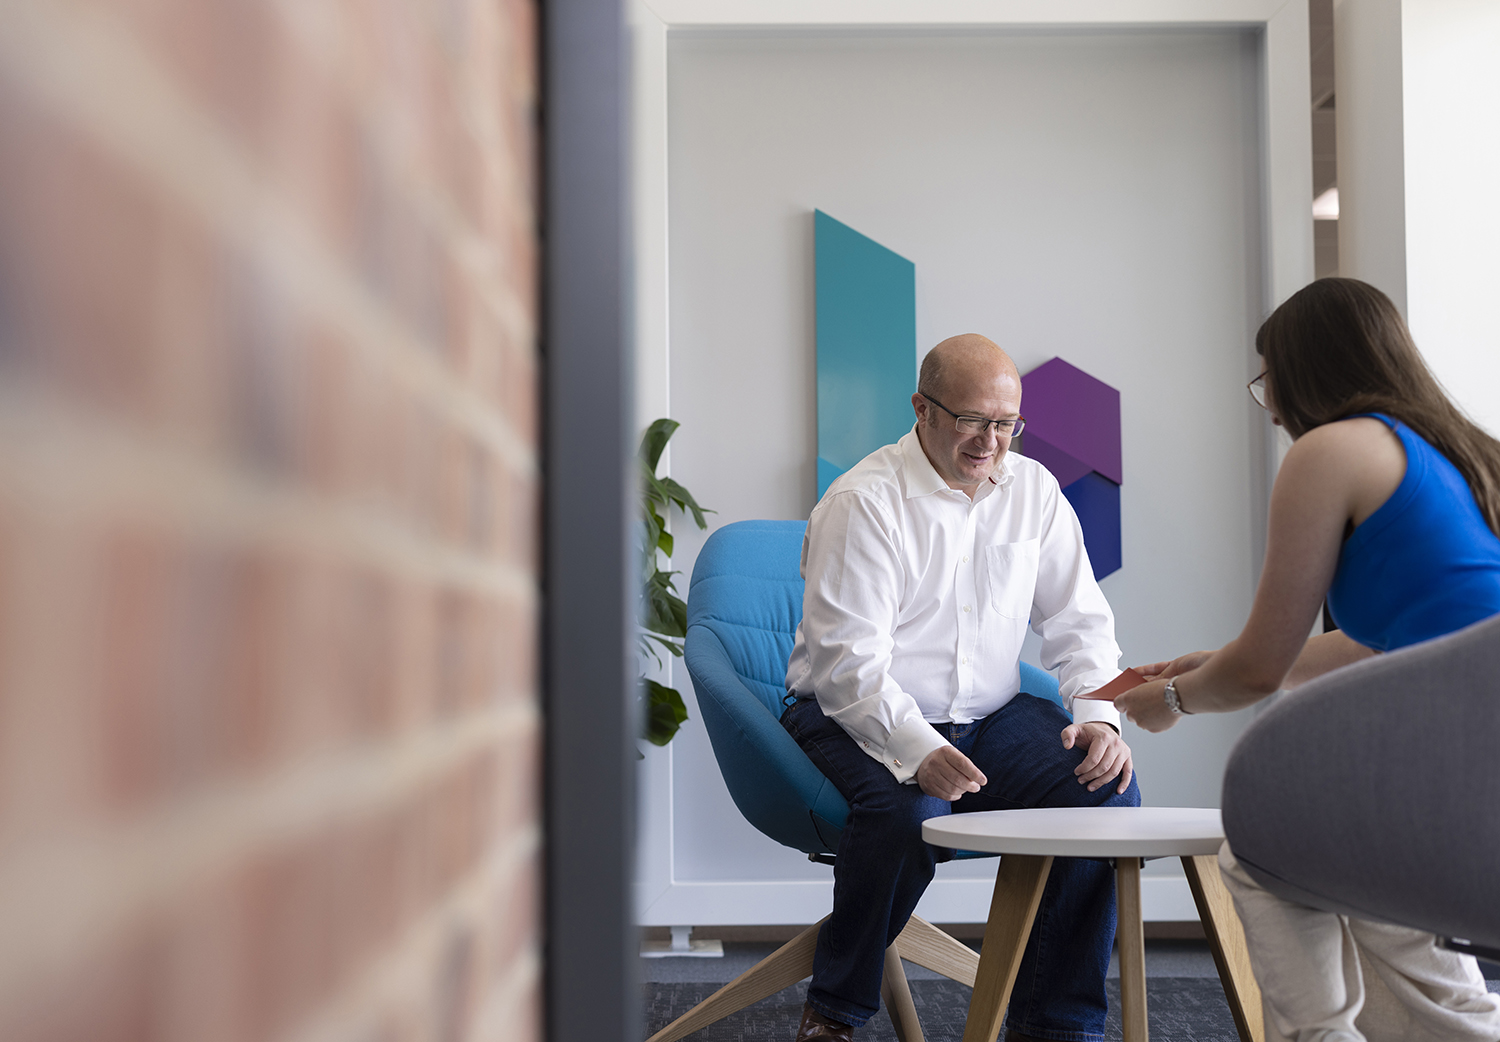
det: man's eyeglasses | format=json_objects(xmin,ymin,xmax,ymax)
[
  {"xmin": 920, "ymin": 393, "xmax": 1026, "ymax": 437},
  {"xmin": 1248, "ymin": 372, "xmax": 1269, "ymax": 410}
]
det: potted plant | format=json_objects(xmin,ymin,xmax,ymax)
[{"xmin": 638, "ymin": 418, "xmax": 711, "ymax": 747}]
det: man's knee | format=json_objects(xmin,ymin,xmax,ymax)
[
  {"xmin": 1107, "ymin": 773, "xmax": 1143, "ymax": 808},
  {"xmin": 852, "ymin": 776, "xmax": 948, "ymax": 831}
]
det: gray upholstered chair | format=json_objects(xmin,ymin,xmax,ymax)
[{"xmin": 1222, "ymin": 611, "xmax": 1500, "ymax": 958}]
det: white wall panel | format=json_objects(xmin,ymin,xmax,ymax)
[{"xmin": 638, "ymin": 26, "xmax": 1294, "ymax": 925}]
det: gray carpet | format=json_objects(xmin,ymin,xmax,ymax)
[
  {"xmin": 645, "ymin": 978, "xmax": 1244, "ymax": 1041},
  {"xmin": 644, "ymin": 948, "xmax": 1500, "ymax": 1041}
]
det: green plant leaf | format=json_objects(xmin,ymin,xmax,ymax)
[
  {"xmin": 643, "ymin": 632, "xmax": 685, "ymax": 658},
  {"xmin": 639, "ymin": 418, "xmax": 680, "ymax": 474},
  {"xmin": 659, "ymin": 476, "xmax": 712, "ymax": 529},
  {"xmin": 643, "ymin": 571, "xmax": 687, "ymax": 638},
  {"xmin": 636, "ymin": 418, "xmax": 712, "ymax": 748},
  {"xmin": 642, "ymin": 466, "xmax": 671, "ymax": 510},
  {"xmin": 643, "ymin": 678, "xmax": 689, "ymax": 746}
]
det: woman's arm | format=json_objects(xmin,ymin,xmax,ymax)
[
  {"xmin": 1117, "ymin": 418, "xmax": 1402, "ymax": 731},
  {"xmin": 1284, "ymin": 629, "xmax": 1377, "ymax": 687}
]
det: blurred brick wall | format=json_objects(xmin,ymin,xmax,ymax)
[{"xmin": 0, "ymin": 1, "xmax": 541, "ymax": 1041}]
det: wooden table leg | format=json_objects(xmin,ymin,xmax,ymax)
[
  {"xmin": 961, "ymin": 854, "xmax": 1053, "ymax": 1042},
  {"xmin": 1183, "ymin": 854, "xmax": 1265, "ymax": 1042},
  {"xmin": 1116, "ymin": 856, "xmax": 1149, "ymax": 1042}
]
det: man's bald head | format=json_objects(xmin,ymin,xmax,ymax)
[
  {"xmin": 918, "ymin": 334, "xmax": 1020, "ymax": 402},
  {"xmin": 911, "ymin": 334, "xmax": 1023, "ymax": 496}
]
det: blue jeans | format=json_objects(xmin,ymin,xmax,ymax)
[{"xmin": 782, "ymin": 693, "xmax": 1142, "ymax": 1041}]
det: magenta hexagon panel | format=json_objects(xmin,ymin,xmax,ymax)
[
  {"xmin": 1020, "ymin": 357, "xmax": 1122, "ymax": 579},
  {"xmin": 1021, "ymin": 357, "xmax": 1122, "ymax": 485}
]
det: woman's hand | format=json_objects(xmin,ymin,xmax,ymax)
[
  {"xmin": 1135, "ymin": 650, "xmax": 1212, "ymax": 681},
  {"xmin": 1115, "ymin": 677, "xmax": 1181, "ymax": 733}
]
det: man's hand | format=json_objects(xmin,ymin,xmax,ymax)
[
  {"xmin": 916, "ymin": 746, "xmax": 987, "ymax": 801},
  {"xmin": 1061, "ymin": 721, "xmax": 1134, "ymax": 794}
]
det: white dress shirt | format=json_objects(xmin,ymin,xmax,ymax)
[{"xmin": 785, "ymin": 428, "xmax": 1122, "ymax": 783}]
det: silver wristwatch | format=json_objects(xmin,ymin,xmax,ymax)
[{"xmin": 1164, "ymin": 677, "xmax": 1191, "ymax": 715}]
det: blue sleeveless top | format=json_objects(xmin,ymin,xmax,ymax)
[{"xmin": 1326, "ymin": 414, "xmax": 1500, "ymax": 651}]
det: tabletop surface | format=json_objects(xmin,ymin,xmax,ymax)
[{"xmin": 921, "ymin": 806, "xmax": 1225, "ymax": 858}]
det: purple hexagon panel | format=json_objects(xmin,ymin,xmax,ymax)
[{"xmin": 1019, "ymin": 358, "xmax": 1122, "ymax": 580}]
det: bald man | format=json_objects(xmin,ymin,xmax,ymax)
[{"xmin": 781, "ymin": 335, "xmax": 1141, "ymax": 1042}]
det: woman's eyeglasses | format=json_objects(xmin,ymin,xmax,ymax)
[{"xmin": 1248, "ymin": 372, "xmax": 1269, "ymax": 410}]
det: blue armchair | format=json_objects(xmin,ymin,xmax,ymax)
[{"xmin": 646, "ymin": 520, "xmax": 1064, "ymax": 1042}]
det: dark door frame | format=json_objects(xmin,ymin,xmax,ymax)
[{"xmin": 541, "ymin": 0, "xmax": 637, "ymax": 1040}]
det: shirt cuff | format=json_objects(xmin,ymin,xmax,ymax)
[
  {"xmin": 1069, "ymin": 695, "xmax": 1122, "ymax": 731},
  {"xmin": 878, "ymin": 717, "xmax": 950, "ymax": 785}
]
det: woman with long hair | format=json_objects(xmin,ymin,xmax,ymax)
[{"xmin": 1116, "ymin": 277, "xmax": 1500, "ymax": 1041}]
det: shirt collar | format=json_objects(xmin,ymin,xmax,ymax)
[{"xmin": 899, "ymin": 426, "xmax": 1016, "ymax": 500}]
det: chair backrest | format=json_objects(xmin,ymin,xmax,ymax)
[
  {"xmin": 1223, "ymin": 610, "xmax": 1500, "ymax": 948},
  {"xmin": 684, "ymin": 519, "xmax": 1062, "ymax": 857}
]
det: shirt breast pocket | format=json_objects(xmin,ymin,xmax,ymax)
[{"xmin": 985, "ymin": 539, "xmax": 1040, "ymax": 620}]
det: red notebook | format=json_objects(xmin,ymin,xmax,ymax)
[{"xmin": 1073, "ymin": 667, "xmax": 1149, "ymax": 701}]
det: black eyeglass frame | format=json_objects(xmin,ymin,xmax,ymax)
[{"xmin": 920, "ymin": 392, "xmax": 1026, "ymax": 437}]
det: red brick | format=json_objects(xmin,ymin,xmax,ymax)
[
  {"xmin": 94, "ymin": 526, "xmax": 174, "ymax": 808},
  {"xmin": 468, "ymin": 597, "xmax": 502, "ymax": 709},
  {"xmin": 275, "ymin": 554, "xmax": 359, "ymax": 758},
  {"xmin": 220, "ymin": 545, "xmax": 292, "ymax": 773},
  {"xmin": 258, "ymin": 26, "xmax": 364, "ymax": 262},
  {"xmin": 0, "ymin": 96, "xmax": 162, "ymax": 420},
  {"xmin": 345, "ymin": 566, "xmax": 399, "ymax": 738},
  {"xmin": 148, "ymin": 208, "xmax": 235, "ymax": 452},
  {"xmin": 328, "ymin": 812, "xmax": 402, "ymax": 979},
  {"xmin": 500, "ymin": 340, "xmax": 539, "ymax": 455},
  {"xmin": 434, "ymin": 925, "xmax": 476, "ymax": 1042},
  {"xmin": 493, "ymin": 595, "xmax": 538, "ymax": 708},
  {"xmin": 221, "ymin": 249, "xmax": 303, "ymax": 478},
  {"xmin": 392, "ymin": 580, "xmax": 438, "ymax": 729},
  {"xmin": 492, "ymin": 728, "xmax": 540, "ymax": 847},
  {"xmin": 300, "ymin": 322, "xmax": 355, "ymax": 493},
  {"xmin": 433, "ymin": 589, "xmax": 468, "ymax": 718},
  {"xmin": 488, "ymin": 853, "xmax": 540, "ymax": 986},
  {"xmin": 436, "ymin": 425, "xmax": 467, "ymax": 546},
  {"xmin": 0, "ymin": 923, "xmax": 161, "ymax": 1042},
  {"xmin": 220, "ymin": 831, "xmax": 348, "ymax": 1041},
  {"xmin": 124, "ymin": 0, "xmax": 282, "ymax": 150},
  {"xmin": 465, "ymin": 440, "xmax": 496, "ymax": 556}
]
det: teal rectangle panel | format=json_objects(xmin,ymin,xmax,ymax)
[{"xmin": 815, "ymin": 210, "xmax": 917, "ymax": 499}]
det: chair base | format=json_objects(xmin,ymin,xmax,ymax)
[{"xmin": 644, "ymin": 914, "xmax": 979, "ymax": 1042}]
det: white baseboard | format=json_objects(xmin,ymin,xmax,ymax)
[{"xmin": 638, "ymin": 873, "xmax": 1199, "ymax": 927}]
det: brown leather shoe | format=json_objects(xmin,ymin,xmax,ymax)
[{"xmin": 795, "ymin": 1002, "xmax": 855, "ymax": 1041}]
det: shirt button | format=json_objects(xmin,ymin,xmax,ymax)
[
  {"xmin": 962, "ymin": 555, "xmax": 969, "ymax": 563},
  {"xmin": 963, "ymin": 605, "xmax": 971, "ymax": 613},
  {"xmin": 961, "ymin": 656, "xmax": 968, "ymax": 665}
]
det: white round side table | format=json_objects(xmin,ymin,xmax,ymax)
[{"xmin": 923, "ymin": 807, "xmax": 1263, "ymax": 1042}]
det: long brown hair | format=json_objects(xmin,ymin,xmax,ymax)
[{"xmin": 1255, "ymin": 277, "xmax": 1500, "ymax": 535}]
